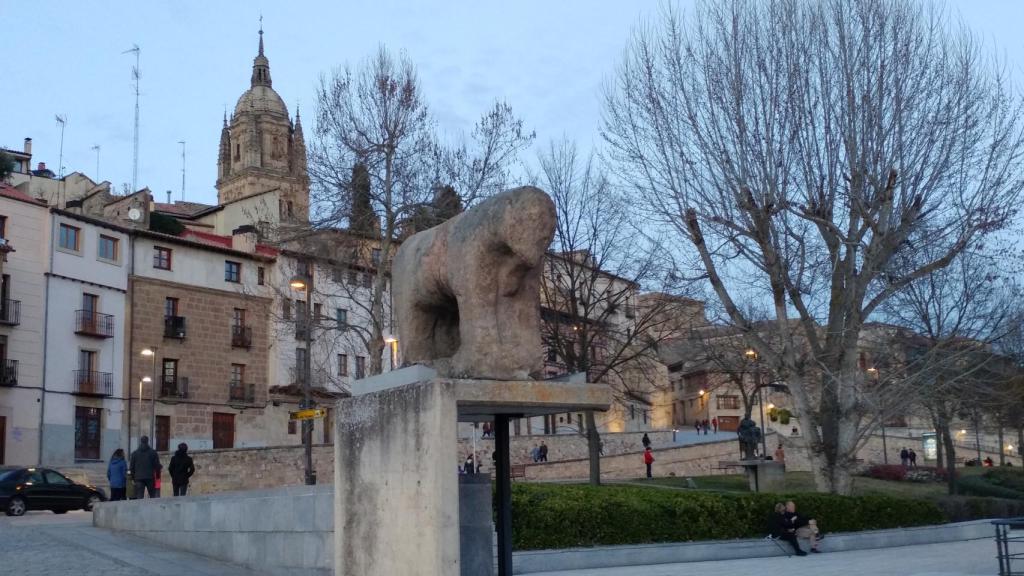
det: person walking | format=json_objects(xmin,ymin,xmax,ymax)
[
  {"xmin": 909, "ymin": 448, "xmax": 918, "ymax": 467},
  {"xmin": 530, "ymin": 444, "xmax": 540, "ymax": 463},
  {"xmin": 712, "ymin": 417, "xmax": 718, "ymax": 434},
  {"xmin": 107, "ymin": 449, "xmax": 127, "ymax": 501},
  {"xmin": 774, "ymin": 444, "xmax": 786, "ymax": 465},
  {"xmin": 463, "ymin": 454, "xmax": 476, "ymax": 475},
  {"xmin": 703, "ymin": 419, "xmax": 710, "ymax": 435},
  {"xmin": 168, "ymin": 443, "xmax": 195, "ymax": 497},
  {"xmin": 129, "ymin": 436, "xmax": 162, "ymax": 499},
  {"xmin": 900, "ymin": 447, "xmax": 910, "ymax": 467},
  {"xmin": 643, "ymin": 447, "xmax": 655, "ymax": 478},
  {"xmin": 642, "ymin": 433, "xmax": 652, "ymax": 449},
  {"xmin": 538, "ymin": 442, "xmax": 549, "ymax": 462}
]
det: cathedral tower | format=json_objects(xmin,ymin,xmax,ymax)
[{"xmin": 217, "ymin": 27, "xmax": 309, "ymax": 221}]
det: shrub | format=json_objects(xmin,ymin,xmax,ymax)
[
  {"xmin": 984, "ymin": 468, "xmax": 1024, "ymax": 493},
  {"xmin": 510, "ymin": 484, "xmax": 945, "ymax": 550},
  {"xmin": 864, "ymin": 464, "xmax": 907, "ymax": 482},
  {"xmin": 935, "ymin": 496, "xmax": 1024, "ymax": 522},
  {"xmin": 863, "ymin": 465, "xmax": 951, "ymax": 483},
  {"xmin": 957, "ymin": 475, "xmax": 1024, "ymax": 500}
]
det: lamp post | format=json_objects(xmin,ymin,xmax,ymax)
[
  {"xmin": 745, "ymin": 349, "xmax": 767, "ymax": 459},
  {"xmin": 140, "ymin": 348, "xmax": 158, "ymax": 441},
  {"xmin": 290, "ymin": 273, "xmax": 316, "ymax": 485}
]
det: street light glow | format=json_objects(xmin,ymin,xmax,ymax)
[
  {"xmin": 140, "ymin": 348, "xmax": 154, "ymax": 356},
  {"xmin": 767, "ymin": 403, "xmax": 775, "ymax": 410},
  {"xmin": 289, "ymin": 275, "xmax": 308, "ymax": 291},
  {"xmin": 384, "ymin": 336, "xmax": 398, "ymax": 344},
  {"xmin": 744, "ymin": 349, "xmax": 757, "ymax": 360},
  {"xmin": 699, "ymin": 389, "xmax": 706, "ymax": 396},
  {"xmin": 141, "ymin": 376, "xmax": 152, "ymax": 383}
]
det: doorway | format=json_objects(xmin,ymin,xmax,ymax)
[
  {"xmin": 155, "ymin": 415, "xmax": 170, "ymax": 452},
  {"xmin": 0, "ymin": 416, "xmax": 6, "ymax": 464},
  {"xmin": 74, "ymin": 406, "xmax": 101, "ymax": 460},
  {"xmin": 212, "ymin": 412, "xmax": 234, "ymax": 449}
]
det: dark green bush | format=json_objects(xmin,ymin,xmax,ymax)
[
  {"xmin": 957, "ymin": 475, "xmax": 1024, "ymax": 500},
  {"xmin": 510, "ymin": 484, "xmax": 945, "ymax": 550},
  {"xmin": 149, "ymin": 212, "xmax": 185, "ymax": 235},
  {"xmin": 934, "ymin": 496, "xmax": 1024, "ymax": 522},
  {"xmin": 984, "ymin": 468, "xmax": 1024, "ymax": 493}
]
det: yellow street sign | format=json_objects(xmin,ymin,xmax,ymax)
[{"xmin": 289, "ymin": 408, "xmax": 326, "ymax": 421}]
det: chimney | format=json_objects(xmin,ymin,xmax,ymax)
[
  {"xmin": 23, "ymin": 138, "xmax": 32, "ymax": 156},
  {"xmin": 37, "ymin": 162, "xmax": 46, "ymax": 171},
  {"xmin": 166, "ymin": 190, "xmax": 172, "ymax": 204},
  {"xmin": 231, "ymin": 225, "xmax": 258, "ymax": 254}
]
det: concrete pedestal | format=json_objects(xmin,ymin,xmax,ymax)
[
  {"xmin": 459, "ymin": 473, "xmax": 494, "ymax": 576},
  {"xmin": 741, "ymin": 460, "xmax": 785, "ymax": 493},
  {"xmin": 334, "ymin": 376, "xmax": 612, "ymax": 576}
]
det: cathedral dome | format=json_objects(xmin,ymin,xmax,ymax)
[{"xmin": 234, "ymin": 84, "xmax": 288, "ymax": 117}]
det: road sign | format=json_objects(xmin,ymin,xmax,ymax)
[{"xmin": 289, "ymin": 408, "xmax": 326, "ymax": 421}]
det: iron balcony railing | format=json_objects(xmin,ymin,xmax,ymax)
[
  {"xmin": 164, "ymin": 315, "xmax": 187, "ymax": 339},
  {"xmin": 160, "ymin": 375, "xmax": 189, "ymax": 399},
  {"xmin": 0, "ymin": 359, "xmax": 17, "ymax": 387},
  {"xmin": 75, "ymin": 310, "xmax": 114, "ymax": 338},
  {"xmin": 73, "ymin": 370, "xmax": 113, "ymax": 396},
  {"xmin": 231, "ymin": 325, "xmax": 252, "ymax": 348},
  {"xmin": 0, "ymin": 299, "xmax": 20, "ymax": 325},
  {"xmin": 229, "ymin": 380, "xmax": 255, "ymax": 403}
]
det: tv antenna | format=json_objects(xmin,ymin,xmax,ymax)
[
  {"xmin": 122, "ymin": 44, "xmax": 141, "ymax": 192},
  {"xmin": 55, "ymin": 114, "xmax": 67, "ymax": 206},
  {"xmin": 90, "ymin": 144, "xmax": 101, "ymax": 182},
  {"xmin": 178, "ymin": 141, "xmax": 186, "ymax": 201}
]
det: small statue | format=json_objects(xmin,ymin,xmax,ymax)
[{"xmin": 737, "ymin": 417, "xmax": 762, "ymax": 460}]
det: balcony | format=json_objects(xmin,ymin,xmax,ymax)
[
  {"xmin": 229, "ymin": 381, "xmax": 255, "ymax": 403},
  {"xmin": 0, "ymin": 299, "xmax": 20, "ymax": 326},
  {"xmin": 160, "ymin": 376, "xmax": 189, "ymax": 399},
  {"xmin": 73, "ymin": 370, "xmax": 113, "ymax": 397},
  {"xmin": 75, "ymin": 310, "xmax": 114, "ymax": 338},
  {"xmin": 231, "ymin": 325, "xmax": 252, "ymax": 349},
  {"xmin": 164, "ymin": 315, "xmax": 187, "ymax": 340},
  {"xmin": 0, "ymin": 359, "xmax": 17, "ymax": 387}
]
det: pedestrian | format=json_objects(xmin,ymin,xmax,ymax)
[
  {"xmin": 599, "ymin": 441, "xmax": 605, "ymax": 456},
  {"xmin": 481, "ymin": 422, "xmax": 492, "ymax": 438},
  {"xmin": 530, "ymin": 443, "xmax": 540, "ymax": 463},
  {"xmin": 463, "ymin": 454, "xmax": 476, "ymax": 474},
  {"xmin": 642, "ymin": 433, "xmax": 651, "ymax": 449},
  {"xmin": 129, "ymin": 435, "xmax": 162, "ymax": 499},
  {"xmin": 703, "ymin": 419, "xmax": 710, "ymax": 435},
  {"xmin": 768, "ymin": 502, "xmax": 805, "ymax": 555},
  {"xmin": 784, "ymin": 500, "xmax": 822, "ymax": 553},
  {"xmin": 168, "ymin": 443, "xmax": 195, "ymax": 497},
  {"xmin": 643, "ymin": 447, "xmax": 655, "ymax": 478},
  {"xmin": 774, "ymin": 444, "xmax": 786, "ymax": 465},
  {"xmin": 694, "ymin": 421, "xmax": 701, "ymax": 434},
  {"xmin": 712, "ymin": 417, "xmax": 718, "ymax": 434},
  {"xmin": 107, "ymin": 448, "xmax": 127, "ymax": 501},
  {"xmin": 900, "ymin": 447, "xmax": 909, "ymax": 467},
  {"xmin": 909, "ymin": 448, "xmax": 917, "ymax": 467},
  {"xmin": 539, "ymin": 442, "xmax": 549, "ymax": 462}
]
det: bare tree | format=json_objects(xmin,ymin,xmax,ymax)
[
  {"xmin": 603, "ymin": 0, "xmax": 1024, "ymax": 493},
  {"xmin": 303, "ymin": 46, "xmax": 533, "ymax": 376},
  {"xmin": 534, "ymin": 139, "xmax": 699, "ymax": 484}
]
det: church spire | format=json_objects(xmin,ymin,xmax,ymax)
[{"xmin": 251, "ymin": 20, "xmax": 272, "ymax": 87}]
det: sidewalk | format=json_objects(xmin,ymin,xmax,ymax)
[{"xmin": 525, "ymin": 538, "xmax": 997, "ymax": 576}]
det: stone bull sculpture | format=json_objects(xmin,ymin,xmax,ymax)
[{"xmin": 392, "ymin": 186, "xmax": 557, "ymax": 380}]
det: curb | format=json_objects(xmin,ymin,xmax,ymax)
[{"xmin": 511, "ymin": 519, "xmax": 994, "ymax": 574}]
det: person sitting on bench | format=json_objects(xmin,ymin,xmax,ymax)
[
  {"xmin": 768, "ymin": 502, "xmax": 806, "ymax": 556},
  {"xmin": 785, "ymin": 500, "xmax": 822, "ymax": 553}
]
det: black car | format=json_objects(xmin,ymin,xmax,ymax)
[{"xmin": 0, "ymin": 467, "xmax": 106, "ymax": 516}]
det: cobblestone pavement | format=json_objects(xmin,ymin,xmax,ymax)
[
  {"xmin": 530, "ymin": 537, "xmax": 999, "ymax": 576},
  {"xmin": 0, "ymin": 511, "xmax": 261, "ymax": 576}
]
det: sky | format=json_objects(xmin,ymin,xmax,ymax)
[{"xmin": 3, "ymin": 1, "xmax": 1024, "ymax": 207}]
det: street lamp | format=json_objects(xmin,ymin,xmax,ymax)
[
  {"xmin": 290, "ymin": 272, "xmax": 316, "ymax": 485},
  {"xmin": 745, "ymin": 349, "xmax": 767, "ymax": 459},
  {"xmin": 140, "ymin": 348, "xmax": 157, "ymax": 442},
  {"xmin": 384, "ymin": 336, "xmax": 398, "ymax": 371}
]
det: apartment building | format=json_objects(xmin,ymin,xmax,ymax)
[{"xmin": 0, "ymin": 184, "xmax": 47, "ymax": 465}]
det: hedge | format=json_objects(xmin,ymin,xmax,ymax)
[
  {"xmin": 935, "ymin": 495, "xmax": 1024, "ymax": 522},
  {"xmin": 957, "ymin": 475, "xmax": 1024, "ymax": 500},
  {"xmin": 510, "ymin": 483, "xmax": 945, "ymax": 550}
]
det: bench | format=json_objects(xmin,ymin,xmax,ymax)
[
  {"xmin": 717, "ymin": 461, "xmax": 741, "ymax": 473},
  {"xmin": 511, "ymin": 464, "xmax": 527, "ymax": 481}
]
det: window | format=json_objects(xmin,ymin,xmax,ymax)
[
  {"xmin": 98, "ymin": 235, "xmax": 119, "ymax": 261},
  {"xmin": 717, "ymin": 395, "xmax": 741, "ymax": 410},
  {"xmin": 355, "ymin": 356, "xmax": 366, "ymax": 379},
  {"xmin": 332, "ymin": 267, "xmax": 344, "ymax": 283},
  {"xmin": 362, "ymin": 273, "xmax": 373, "ymax": 289},
  {"xmin": 232, "ymin": 308, "xmax": 245, "ymax": 328},
  {"xmin": 295, "ymin": 348, "xmax": 307, "ymax": 382},
  {"xmin": 283, "ymin": 298, "xmax": 292, "ymax": 320},
  {"xmin": 336, "ymin": 308, "xmax": 348, "ymax": 328},
  {"xmin": 257, "ymin": 266, "xmax": 265, "ymax": 285},
  {"xmin": 82, "ymin": 293, "xmax": 98, "ymax": 314},
  {"xmin": 371, "ymin": 249, "xmax": 382, "ymax": 266},
  {"xmin": 288, "ymin": 420, "xmax": 297, "ymax": 435},
  {"xmin": 165, "ymin": 297, "xmax": 179, "ymax": 318},
  {"xmin": 287, "ymin": 201, "xmax": 294, "ymax": 217},
  {"xmin": 162, "ymin": 358, "xmax": 178, "ymax": 384},
  {"xmin": 338, "ymin": 354, "xmax": 348, "ymax": 377},
  {"xmin": 231, "ymin": 363, "xmax": 245, "ymax": 384},
  {"xmin": 59, "ymin": 223, "xmax": 81, "ymax": 251},
  {"xmin": 546, "ymin": 348, "xmax": 557, "ymax": 362},
  {"xmin": 44, "ymin": 470, "xmax": 71, "ymax": 485},
  {"xmin": 153, "ymin": 246, "xmax": 172, "ymax": 270},
  {"xmin": 225, "ymin": 261, "xmax": 241, "ymax": 283},
  {"xmin": 0, "ymin": 215, "xmax": 6, "ymax": 238},
  {"xmin": 313, "ymin": 303, "xmax": 322, "ymax": 321},
  {"xmin": 347, "ymin": 270, "xmax": 358, "ymax": 285}
]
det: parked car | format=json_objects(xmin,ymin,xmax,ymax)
[{"xmin": 0, "ymin": 467, "xmax": 106, "ymax": 516}]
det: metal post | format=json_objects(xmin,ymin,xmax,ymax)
[
  {"xmin": 495, "ymin": 414, "xmax": 513, "ymax": 576},
  {"xmin": 757, "ymin": 365, "xmax": 767, "ymax": 459},
  {"xmin": 881, "ymin": 425, "xmax": 888, "ymax": 464},
  {"xmin": 149, "ymin": 351, "xmax": 157, "ymax": 441},
  {"xmin": 303, "ymin": 280, "xmax": 315, "ymax": 485}
]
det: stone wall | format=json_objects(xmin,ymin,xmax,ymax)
[
  {"xmin": 179, "ymin": 444, "xmax": 335, "ymax": 495},
  {"xmin": 455, "ymin": 430, "xmax": 675, "ymax": 468}
]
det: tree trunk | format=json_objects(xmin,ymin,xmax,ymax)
[
  {"xmin": 998, "ymin": 425, "xmax": 1006, "ymax": 466},
  {"xmin": 941, "ymin": 427, "xmax": 958, "ymax": 495},
  {"xmin": 810, "ymin": 453, "xmax": 854, "ymax": 495},
  {"xmin": 585, "ymin": 411, "xmax": 601, "ymax": 485}
]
